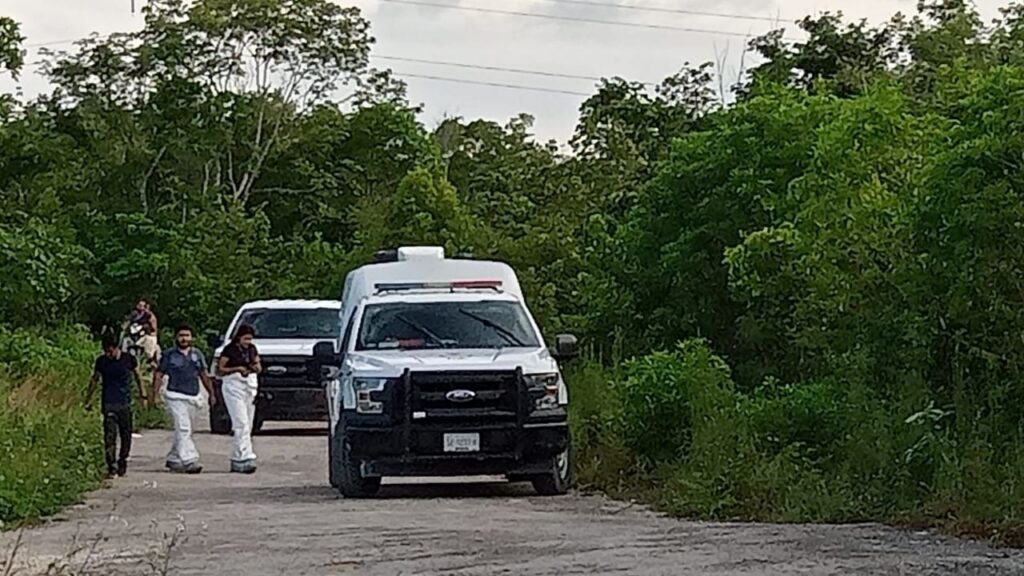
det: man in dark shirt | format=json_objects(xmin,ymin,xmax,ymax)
[{"xmin": 86, "ymin": 336, "xmax": 145, "ymax": 477}]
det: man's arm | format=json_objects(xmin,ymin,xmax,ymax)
[
  {"xmin": 201, "ymin": 372, "xmax": 216, "ymax": 406},
  {"xmin": 85, "ymin": 372, "xmax": 99, "ymax": 411},
  {"xmin": 250, "ymin": 353, "xmax": 262, "ymax": 375},
  {"xmin": 196, "ymin": 350, "xmax": 216, "ymax": 406},
  {"xmin": 149, "ymin": 312, "xmax": 158, "ymax": 334},
  {"xmin": 153, "ymin": 352, "xmax": 169, "ymax": 401}
]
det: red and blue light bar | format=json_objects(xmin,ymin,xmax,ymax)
[{"xmin": 374, "ymin": 280, "xmax": 503, "ymax": 292}]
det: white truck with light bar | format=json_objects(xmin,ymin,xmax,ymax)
[{"xmin": 314, "ymin": 246, "xmax": 578, "ymax": 497}]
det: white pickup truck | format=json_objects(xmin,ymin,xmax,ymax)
[
  {"xmin": 207, "ymin": 299, "xmax": 341, "ymax": 434},
  {"xmin": 314, "ymin": 247, "xmax": 578, "ymax": 497}
]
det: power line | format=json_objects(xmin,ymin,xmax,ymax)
[
  {"xmin": 19, "ymin": 42, "xmax": 659, "ymax": 98},
  {"xmin": 26, "ymin": 38, "xmax": 83, "ymax": 48},
  {"xmin": 375, "ymin": 54, "xmax": 656, "ymax": 86},
  {"xmin": 23, "ymin": 37, "xmax": 659, "ymax": 87},
  {"xmin": 378, "ymin": 0, "xmax": 787, "ymax": 40},
  {"xmin": 524, "ymin": 0, "xmax": 786, "ymax": 24},
  {"xmin": 393, "ymin": 71, "xmax": 594, "ymax": 96}
]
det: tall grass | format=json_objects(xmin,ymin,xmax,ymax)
[
  {"xmin": 567, "ymin": 339, "xmax": 1024, "ymax": 545},
  {"xmin": 0, "ymin": 327, "xmax": 104, "ymax": 526}
]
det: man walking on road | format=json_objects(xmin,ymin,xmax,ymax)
[
  {"xmin": 153, "ymin": 324, "xmax": 215, "ymax": 474},
  {"xmin": 86, "ymin": 336, "xmax": 146, "ymax": 477}
]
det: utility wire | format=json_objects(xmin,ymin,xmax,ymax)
[
  {"xmin": 23, "ymin": 37, "xmax": 658, "ymax": 87},
  {"xmin": 377, "ymin": 0, "xmax": 791, "ymax": 40},
  {"xmin": 524, "ymin": 0, "xmax": 786, "ymax": 24},
  {"xmin": 21, "ymin": 35, "xmax": 604, "ymax": 97},
  {"xmin": 393, "ymin": 72, "xmax": 594, "ymax": 96},
  {"xmin": 26, "ymin": 38, "xmax": 84, "ymax": 48},
  {"xmin": 375, "ymin": 54, "xmax": 657, "ymax": 86},
  {"xmin": 28, "ymin": 1, "xmax": 799, "ymax": 53}
]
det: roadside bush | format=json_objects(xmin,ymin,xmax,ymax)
[
  {"xmin": 0, "ymin": 327, "xmax": 104, "ymax": 526},
  {"xmin": 574, "ymin": 338, "xmax": 1024, "ymax": 537},
  {"xmin": 745, "ymin": 379, "xmax": 849, "ymax": 463},
  {"xmin": 566, "ymin": 360, "xmax": 632, "ymax": 492},
  {"xmin": 134, "ymin": 402, "xmax": 170, "ymax": 430},
  {"xmin": 619, "ymin": 339, "xmax": 734, "ymax": 469}
]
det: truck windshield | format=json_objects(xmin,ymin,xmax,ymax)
[
  {"xmin": 356, "ymin": 301, "xmax": 540, "ymax": 350},
  {"xmin": 236, "ymin": 308, "xmax": 340, "ymax": 340}
]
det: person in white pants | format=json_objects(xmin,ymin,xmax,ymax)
[
  {"xmin": 152, "ymin": 324, "xmax": 216, "ymax": 474},
  {"xmin": 216, "ymin": 324, "xmax": 262, "ymax": 474}
]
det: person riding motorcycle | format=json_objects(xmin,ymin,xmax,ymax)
[{"xmin": 123, "ymin": 299, "xmax": 159, "ymax": 367}]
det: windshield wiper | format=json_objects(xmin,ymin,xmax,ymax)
[
  {"xmin": 394, "ymin": 315, "xmax": 453, "ymax": 348},
  {"xmin": 458, "ymin": 309, "xmax": 526, "ymax": 347}
]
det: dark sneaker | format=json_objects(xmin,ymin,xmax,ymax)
[
  {"xmin": 182, "ymin": 462, "xmax": 203, "ymax": 475},
  {"xmin": 117, "ymin": 460, "xmax": 128, "ymax": 477},
  {"xmin": 165, "ymin": 460, "xmax": 183, "ymax": 472},
  {"xmin": 106, "ymin": 466, "xmax": 117, "ymax": 479}
]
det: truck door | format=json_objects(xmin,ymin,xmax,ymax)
[{"xmin": 328, "ymin": 313, "xmax": 357, "ymax": 427}]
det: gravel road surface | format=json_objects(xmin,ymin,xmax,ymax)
[{"xmin": 3, "ymin": 421, "xmax": 1023, "ymax": 576}]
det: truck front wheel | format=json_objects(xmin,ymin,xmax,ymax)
[
  {"xmin": 336, "ymin": 436, "xmax": 381, "ymax": 498},
  {"xmin": 328, "ymin": 428, "xmax": 340, "ymax": 488},
  {"xmin": 531, "ymin": 449, "xmax": 573, "ymax": 496}
]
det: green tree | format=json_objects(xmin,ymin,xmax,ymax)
[
  {"xmin": 0, "ymin": 16, "xmax": 23, "ymax": 80},
  {"xmin": 41, "ymin": 0, "xmax": 394, "ymax": 209},
  {"xmin": 353, "ymin": 168, "xmax": 481, "ymax": 258},
  {"xmin": 745, "ymin": 13, "xmax": 895, "ymax": 97}
]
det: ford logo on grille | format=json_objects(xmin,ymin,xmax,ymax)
[
  {"xmin": 445, "ymin": 389, "xmax": 476, "ymax": 403},
  {"xmin": 265, "ymin": 366, "xmax": 288, "ymax": 376}
]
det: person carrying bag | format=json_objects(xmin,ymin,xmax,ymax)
[{"xmin": 217, "ymin": 324, "xmax": 262, "ymax": 474}]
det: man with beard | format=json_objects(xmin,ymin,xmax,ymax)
[{"xmin": 153, "ymin": 324, "xmax": 216, "ymax": 474}]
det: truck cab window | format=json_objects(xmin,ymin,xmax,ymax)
[
  {"xmin": 236, "ymin": 308, "xmax": 341, "ymax": 340},
  {"xmin": 356, "ymin": 300, "xmax": 540, "ymax": 351}
]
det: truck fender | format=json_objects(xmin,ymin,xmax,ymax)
[
  {"xmin": 328, "ymin": 376, "xmax": 358, "ymax": 428},
  {"xmin": 342, "ymin": 376, "xmax": 356, "ymax": 411}
]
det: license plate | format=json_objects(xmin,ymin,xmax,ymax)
[{"xmin": 443, "ymin": 433, "xmax": 480, "ymax": 453}]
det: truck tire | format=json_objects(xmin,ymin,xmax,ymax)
[
  {"xmin": 337, "ymin": 436, "xmax": 381, "ymax": 498},
  {"xmin": 209, "ymin": 403, "xmax": 232, "ymax": 435},
  {"xmin": 531, "ymin": 448, "xmax": 573, "ymax": 496},
  {"xmin": 328, "ymin": 426, "xmax": 340, "ymax": 488}
]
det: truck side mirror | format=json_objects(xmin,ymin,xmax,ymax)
[
  {"xmin": 552, "ymin": 334, "xmax": 579, "ymax": 361},
  {"xmin": 311, "ymin": 341, "xmax": 341, "ymax": 383},
  {"xmin": 206, "ymin": 331, "xmax": 223, "ymax": 350},
  {"xmin": 313, "ymin": 341, "xmax": 340, "ymax": 364}
]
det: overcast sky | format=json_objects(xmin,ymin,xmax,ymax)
[{"xmin": 0, "ymin": 0, "xmax": 1011, "ymax": 142}]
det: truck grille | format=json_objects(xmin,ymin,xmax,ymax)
[
  {"xmin": 408, "ymin": 370, "xmax": 523, "ymax": 424},
  {"xmin": 258, "ymin": 355, "xmax": 315, "ymax": 388}
]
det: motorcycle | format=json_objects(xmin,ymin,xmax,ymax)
[{"xmin": 122, "ymin": 323, "xmax": 154, "ymax": 368}]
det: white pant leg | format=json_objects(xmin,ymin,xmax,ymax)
[
  {"xmin": 222, "ymin": 374, "xmax": 258, "ymax": 463},
  {"xmin": 165, "ymin": 394, "xmax": 200, "ymax": 466}
]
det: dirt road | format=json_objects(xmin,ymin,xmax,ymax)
[{"xmin": 3, "ymin": 422, "xmax": 1023, "ymax": 576}]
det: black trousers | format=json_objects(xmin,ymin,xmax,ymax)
[{"xmin": 103, "ymin": 404, "xmax": 133, "ymax": 469}]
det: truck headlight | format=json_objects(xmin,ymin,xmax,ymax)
[
  {"xmin": 354, "ymin": 378, "xmax": 387, "ymax": 414},
  {"xmin": 526, "ymin": 373, "xmax": 560, "ymax": 411}
]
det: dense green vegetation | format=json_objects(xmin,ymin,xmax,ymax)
[
  {"xmin": 0, "ymin": 327, "xmax": 103, "ymax": 525},
  {"xmin": 3, "ymin": 0, "xmax": 1024, "ymax": 540}
]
